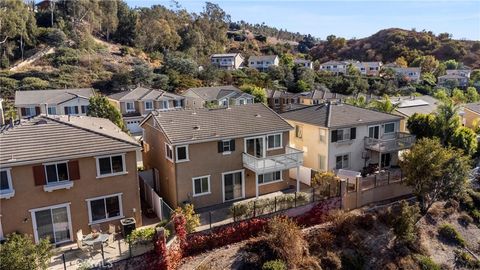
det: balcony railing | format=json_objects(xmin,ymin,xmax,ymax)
[
  {"xmin": 364, "ymin": 132, "xmax": 415, "ymax": 152},
  {"xmin": 242, "ymin": 146, "xmax": 303, "ymax": 174}
]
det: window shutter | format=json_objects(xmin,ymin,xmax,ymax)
[
  {"xmin": 21, "ymin": 107, "xmax": 26, "ymax": 116},
  {"xmin": 74, "ymin": 106, "xmax": 79, "ymax": 114},
  {"xmin": 81, "ymin": 106, "xmax": 86, "ymax": 114},
  {"xmin": 350, "ymin": 128, "xmax": 356, "ymax": 140},
  {"xmin": 33, "ymin": 165, "xmax": 46, "ymax": 186},
  {"xmin": 68, "ymin": 160, "xmax": 81, "ymax": 180},
  {"xmin": 64, "ymin": 107, "xmax": 69, "ymax": 114},
  {"xmin": 218, "ymin": 141, "xmax": 223, "ymax": 153},
  {"xmin": 331, "ymin": 130, "xmax": 338, "ymax": 143},
  {"xmin": 35, "ymin": 106, "xmax": 41, "ymax": 115},
  {"xmin": 230, "ymin": 139, "xmax": 235, "ymax": 151}
]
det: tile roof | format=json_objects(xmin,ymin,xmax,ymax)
[
  {"xmin": 281, "ymin": 102, "xmax": 402, "ymax": 128},
  {"xmin": 108, "ymin": 87, "xmax": 183, "ymax": 101},
  {"xmin": 211, "ymin": 53, "xmax": 241, "ymax": 58},
  {"xmin": 248, "ymin": 55, "xmax": 278, "ymax": 62},
  {"xmin": 144, "ymin": 103, "xmax": 293, "ymax": 145},
  {"xmin": 0, "ymin": 115, "xmax": 139, "ymax": 167},
  {"xmin": 14, "ymin": 88, "xmax": 95, "ymax": 106},
  {"xmin": 183, "ymin": 85, "xmax": 252, "ymax": 101},
  {"xmin": 464, "ymin": 103, "xmax": 480, "ymax": 114},
  {"xmin": 391, "ymin": 95, "xmax": 440, "ymax": 117},
  {"xmin": 438, "ymin": 74, "xmax": 467, "ymax": 79}
]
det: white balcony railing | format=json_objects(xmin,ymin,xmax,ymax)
[
  {"xmin": 364, "ymin": 132, "xmax": 415, "ymax": 152},
  {"xmin": 242, "ymin": 146, "xmax": 303, "ymax": 174}
]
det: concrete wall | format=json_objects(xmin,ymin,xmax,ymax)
[
  {"xmin": 463, "ymin": 108, "xmax": 480, "ymax": 129},
  {"xmin": 343, "ymin": 180, "xmax": 412, "ymax": 210}
]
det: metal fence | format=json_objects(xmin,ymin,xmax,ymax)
[{"xmin": 346, "ymin": 169, "xmax": 404, "ymax": 193}]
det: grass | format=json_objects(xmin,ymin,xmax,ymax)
[{"xmin": 437, "ymin": 223, "xmax": 466, "ymax": 247}]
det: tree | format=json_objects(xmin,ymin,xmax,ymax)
[
  {"xmin": 395, "ymin": 56, "xmax": 408, "ymax": 68},
  {"xmin": 406, "ymin": 113, "xmax": 437, "ymax": 139},
  {"xmin": 346, "ymin": 64, "xmax": 360, "ymax": 76},
  {"xmin": 451, "ymin": 127, "xmax": 478, "ymax": 156},
  {"xmin": 465, "ymin": 87, "xmax": 480, "ymax": 103},
  {"xmin": 444, "ymin": 59, "xmax": 459, "ymax": 70},
  {"xmin": 131, "ymin": 62, "xmax": 154, "ymax": 86},
  {"xmin": 369, "ymin": 95, "xmax": 399, "ymax": 113},
  {"xmin": 0, "ymin": 233, "xmax": 53, "ymax": 270},
  {"xmin": 411, "ymin": 55, "xmax": 439, "ymax": 74},
  {"xmin": 240, "ymin": 84, "xmax": 267, "ymax": 103},
  {"xmin": 87, "ymin": 95, "xmax": 126, "ymax": 131},
  {"xmin": 112, "ymin": 0, "xmax": 138, "ymax": 46},
  {"xmin": 173, "ymin": 204, "xmax": 200, "ymax": 233},
  {"xmin": 451, "ymin": 88, "xmax": 466, "ymax": 105},
  {"xmin": 400, "ymin": 138, "xmax": 470, "ymax": 213},
  {"xmin": 434, "ymin": 88, "xmax": 449, "ymax": 102},
  {"xmin": 391, "ymin": 201, "xmax": 420, "ymax": 244},
  {"xmin": 435, "ymin": 101, "xmax": 461, "ymax": 146},
  {"xmin": 280, "ymin": 53, "xmax": 294, "ymax": 69},
  {"xmin": 345, "ymin": 95, "xmax": 369, "ymax": 108}
]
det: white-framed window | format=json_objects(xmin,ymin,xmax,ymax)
[
  {"xmin": 47, "ymin": 106, "xmax": 57, "ymax": 115},
  {"xmin": 192, "ymin": 175, "xmax": 210, "ymax": 197},
  {"xmin": 267, "ymin": 133, "xmax": 282, "ymax": 150},
  {"xmin": 160, "ymin": 100, "xmax": 169, "ymax": 110},
  {"xmin": 222, "ymin": 140, "xmax": 232, "ymax": 154},
  {"xmin": 126, "ymin": 102, "xmax": 135, "ymax": 112},
  {"xmin": 334, "ymin": 128, "xmax": 350, "ymax": 142},
  {"xmin": 384, "ymin": 122, "xmax": 395, "ymax": 134},
  {"xmin": 174, "ymin": 100, "xmax": 182, "ymax": 108},
  {"xmin": 0, "ymin": 169, "xmax": 14, "ymax": 199},
  {"xmin": 335, "ymin": 154, "xmax": 350, "ymax": 169},
  {"xmin": 95, "ymin": 154, "xmax": 126, "ymax": 177},
  {"xmin": 295, "ymin": 125, "xmax": 303, "ymax": 138},
  {"xmin": 175, "ymin": 145, "xmax": 189, "ymax": 162},
  {"xmin": 165, "ymin": 143, "xmax": 173, "ymax": 161},
  {"xmin": 144, "ymin": 101, "xmax": 153, "ymax": 111},
  {"xmin": 319, "ymin": 129, "xmax": 326, "ymax": 143},
  {"xmin": 45, "ymin": 162, "xmax": 69, "ymax": 184},
  {"xmin": 86, "ymin": 193, "xmax": 123, "ymax": 224},
  {"xmin": 238, "ymin": 99, "xmax": 245, "ymax": 105},
  {"xmin": 23, "ymin": 107, "xmax": 36, "ymax": 117},
  {"xmin": 258, "ymin": 171, "xmax": 282, "ymax": 185},
  {"xmin": 80, "ymin": 105, "xmax": 88, "ymax": 114},
  {"xmin": 64, "ymin": 106, "xmax": 79, "ymax": 115}
]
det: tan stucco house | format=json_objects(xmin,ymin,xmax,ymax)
[
  {"xmin": 182, "ymin": 85, "xmax": 254, "ymax": 109},
  {"xmin": 140, "ymin": 103, "xmax": 303, "ymax": 209},
  {"xmin": 463, "ymin": 102, "xmax": 480, "ymax": 129},
  {"xmin": 210, "ymin": 53, "xmax": 244, "ymax": 70},
  {"xmin": 108, "ymin": 86, "xmax": 185, "ymax": 134},
  {"xmin": 389, "ymin": 95, "xmax": 440, "ymax": 132},
  {"xmin": 0, "ymin": 115, "xmax": 142, "ymax": 245}
]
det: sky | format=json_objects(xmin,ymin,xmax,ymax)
[{"xmin": 125, "ymin": 0, "xmax": 480, "ymax": 41}]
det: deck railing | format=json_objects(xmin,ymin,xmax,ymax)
[
  {"xmin": 364, "ymin": 132, "xmax": 415, "ymax": 152},
  {"xmin": 242, "ymin": 146, "xmax": 303, "ymax": 174}
]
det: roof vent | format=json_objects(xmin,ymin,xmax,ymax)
[
  {"xmin": 193, "ymin": 125, "xmax": 200, "ymax": 130},
  {"xmin": 99, "ymin": 126, "xmax": 104, "ymax": 130},
  {"xmin": 255, "ymin": 114, "xmax": 261, "ymax": 117},
  {"xmin": 34, "ymin": 119, "xmax": 48, "ymax": 125}
]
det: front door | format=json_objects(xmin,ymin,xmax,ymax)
[
  {"xmin": 246, "ymin": 137, "xmax": 264, "ymax": 158},
  {"xmin": 33, "ymin": 205, "xmax": 71, "ymax": 244},
  {"xmin": 381, "ymin": 153, "xmax": 391, "ymax": 168},
  {"xmin": 223, "ymin": 171, "xmax": 244, "ymax": 201},
  {"xmin": 368, "ymin": 125, "xmax": 380, "ymax": 139}
]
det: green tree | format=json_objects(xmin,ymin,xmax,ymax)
[
  {"xmin": 87, "ymin": 95, "xmax": 126, "ymax": 131},
  {"xmin": 435, "ymin": 101, "xmax": 461, "ymax": 146},
  {"xmin": 20, "ymin": 77, "xmax": 49, "ymax": 90},
  {"xmin": 444, "ymin": 59, "xmax": 459, "ymax": 70},
  {"xmin": 434, "ymin": 88, "xmax": 449, "ymax": 102},
  {"xmin": 240, "ymin": 84, "xmax": 267, "ymax": 103},
  {"xmin": 400, "ymin": 138, "xmax": 470, "ymax": 213},
  {"xmin": 346, "ymin": 63, "xmax": 360, "ymax": 76},
  {"xmin": 112, "ymin": 0, "xmax": 138, "ymax": 46},
  {"xmin": 411, "ymin": 55, "xmax": 439, "ymax": 74},
  {"xmin": 406, "ymin": 113, "xmax": 437, "ymax": 139},
  {"xmin": 0, "ymin": 233, "xmax": 53, "ymax": 270},
  {"xmin": 173, "ymin": 204, "xmax": 200, "ymax": 233},
  {"xmin": 280, "ymin": 53, "xmax": 294, "ymax": 69},
  {"xmin": 391, "ymin": 201, "xmax": 421, "ymax": 244},
  {"xmin": 345, "ymin": 95, "xmax": 369, "ymax": 108},
  {"xmin": 465, "ymin": 87, "xmax": 480, "ymax": 103},
  {"xmin": 451, "ymin": 127, "xmax": 478, "ymax": 156},
  {"xmin": 395, "ymin": 56, "xmax": 408, "ymax": 68},
  {"xmin": 368, "ymin": 95, "xmax": 399, "ymax": 113},
  {"xmin": 451, "ymin": 88, "xmax": 466, "ymax": 104}
]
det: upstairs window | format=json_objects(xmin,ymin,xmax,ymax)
[
  {"xmin": 173, "ymin": 100, "xmax": 182, "ymax": 108},
  {"xmin": 64, "ymin": 106, "xmax": 79, "ymax": 115},
  {"xmin": 47, "ymin": 106, "xmax": 57, "ymax": 115},
  {"xmin": 126, "ymin": 102, "xmax": 135, "ymax": 112},
  {"xmin": 176, "ymin": 145, "xmax": 189, "ymax": 162},
  {"xmin": 295, "ymin": 125, "xmax": 303, "ymax": 139},
  {"xmin": 144, "ymin": 101, "xmax": 153, "ymax": 111},
  {"xmin": 165, "ymin": 143, "xmax": 173, "ymax": 161},
  {"xmin": 331, "ymin": 128, "xmax": 356, "ymax": 143},
  {"xmin": 218, "ymin": 139, "xmax": 235, "ymax": 154},
  {"xmin": 267, "ymin": 134, "xmax": 282, "ymax": 150},
  {"xmin": 384, "ymin": 123, "xmax": 395, "ymax": 134},
  {"xmin": 81, "ymin": 105, "xmax": 88, "ymax": 114},
  {"xmin": 45, "ymin": 162, "xmax": 69, "ymax": 184},
  {"xmin": 0, "ymin": 169, "xmax": 13, "ymax": 197},
  {"xmin": 96, "ymin": 155, "xmax": 125, "ymax": 177},
  {"xmin": 161, "ymin": 100, "xmax": 169, "ymax": 109}
]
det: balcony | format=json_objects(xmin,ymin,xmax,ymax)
[
  {"xmin": 364, "ymin": 132, "xmax": 415, "ymax": 152},
  {"xmin": 242, "ymin": 146, "xmax": 303, "ymax": 174}
]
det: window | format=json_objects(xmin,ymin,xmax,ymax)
[
  {"xmin": 165, "ymin": 143, "xmax": 173, "ymax": 161},
  {"xmin": 64, "ymin": 106, "xmax": 79, "ymax": 115},
  {"xmin": 45, "ymin": 162, "xmax": 69, "ymax": 184},
  {"xmin": 258, "ymin": 171, "xmax": 281, "ymax": 184},
  {"xmin": 47, "ymin": 106, "xmax": 56, "ymax": 115},
  {"xmin": 384, "ymin": 123, "xmax": 395, "ymax": 134},
  {"xmin": 173, "ymin": 100, "xmax": 182, "ymax": 108},
  {"xmin": 126, "ymin": 102, "xmax": 135, "ymax": 112},
  {"xmin": 87, "ymin": 194, "xmax": 123, "ymax": 224},
  {"xmin": 368, "ymin": 125, "xmax": 380, "ymax": 139},
  {"xmin": 223, "ymin": 140, "xmax": 232, "ymax": 152},
  {"xmin": 24, "ymin": 107, "xmax": 36, "ymax": 116},
  {"xmin": 335, "ymin": 154, "xmax": 349, "ymax": 169},
  {"xmin": 239, "ymin": 99, "xmax": 245, "ymax": 105},
  {"xmin": 295, "ymin": 125, "xmax": 303, "ymax": 138},
  {"xmin": 192, "ymin": 176, "xmax": 210, "ymax": 196},
  {"xmin": 176, "ymin": 145, "xmax": 189, "ymax": 162},
  {"xmin": 144, "ymin": 101, "xmax": 153, "ymax": 111},
  {"xmin": 319, "ymin": 129, "xmax": 326, "ymax": 143},
  {"xmin": 0, "ymin": 169, "xmax": 14, "ymax": 198},
  {"xmin": 96, "ymin": 155, "xmax": 125, "ymax": 177},
  {"xmin": 161, "ymin": 100, "xmax": 169, "ymax": 109},
  {"xmin": 274, "ymin": 99, "xmax": 279, "ymax": 104},
  {"xmin": 267, "ymin": 134, "xmax": 282, "ymax": 150},
  {"xmin": 219, "ymin": 139, "xmax": 235, "ymax": 154},
  {"xmin": 331, "ymin": 128, "xmax": 356, "ymax": 142},
  {"xmin": 80, "ymin": 105, "xmax": 88, "ymax": 114}
]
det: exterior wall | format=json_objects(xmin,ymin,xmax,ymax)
[
  {"xmin": 210, "ymin": 55, "xmax": 244, "ymax": 70},
  {"xmin": 438, "ymin": 77, "xmax": 469, "ymax": 87},
  {"xmin": 248, "ymin": 57, "xmax": 279, "ymax": 71},
  {"xmin": 17, "ymin": 98, "xmax": 90, "ymax": 118},
  {"xmin": 0, "ymin": 151, "xmax": 141, "ymax": 243},
  {"xmin": 463, "ymin": 108, "xmax": 480, "ymax": 129},
  {"xmin": 343, "ymin": 181, "xmax": 412, "ymax": 210}
]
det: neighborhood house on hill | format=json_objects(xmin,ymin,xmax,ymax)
[
  {"xmin": 281, "ymin": 103, "xmax": 415, "ymax": 173},
  {"xmin": 298, "ymin": 88, "xmax": 348, "ymax": 105},
  {"xmin": 108, "ymin": 87, "xmax": 185, "ymax": 134},
  {"xmin": 0, "ymin": 115, "xmax": 142, "ymax": 245},
  {"xmin": 210, "ymin": 53, "xmax": 244, "ymax": 70},
  {"xmin": 14, "ymin": 88, "xmax": 95, "ymax": 119},
  {"xmin": 392, "ymin": 67, "xmax": 421, "ymax": 82},
  {"xmin": 389, "ymin": 95, "xmax": 440, "ymax": 132},
  {"xmin": 294, "ymin": 59, "xmax": 313, "ymax": 69},
  {"xmin": 140, "ymin": 103, "xmax": 304, "ymax": 209},
  {"xmin": 438, "ymin": 74, "xmax": 469, "ymax": 88},
  {"xmin": 351, "ymin": 61, "xmax": 383, "ymax": 76},
  {"xmin": 462, "ymin": 102, "xmax": 480, "ymax": 129},
  {"xmin": 265, "ymin": 89, "xmax": 305, "ymax": 113},
  {"xmin": 446, "ymin": 69, "xmax": 471, "ymax": 78},
  {"xmin": 319, "ymin": 60, "xmax": 348, "ymax": 74},
  {"xmin": 182, "ymin": 85, "xmax": 254, "ymax": 109},
  {"xmin": 248, "ymin": 55, "xmax": 279, "ymax": 71}
]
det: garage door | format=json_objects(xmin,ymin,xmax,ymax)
[{"xmin": 126, "ymin": 120, "xmax": 142, "ymax": 134}]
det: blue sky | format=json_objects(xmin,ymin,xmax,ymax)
[{"xmin": 126, "ymin": 1, "xmax": 480, "ymax": 40}]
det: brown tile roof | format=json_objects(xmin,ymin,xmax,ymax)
[
  {"xmin": 144, "ymin": 103, "xmax": 293, "ymax": 145},
  {"xmin": 0, "ymin": 115, "xmax": 139, "ymax": 167},
  {"xmin": 281, "ymin": 102, "xmax": 402, "ymax": 128},
  {"xmin": 464, "ymin": 103, "xmax": 480, "ymax": 114},
  {"xmin": 15, "ymin": 88, "xmax": 95, "ymax": 106},
  {"xmin": 108, "ymin": 87, "xmax": 183, "ymax": 101}
]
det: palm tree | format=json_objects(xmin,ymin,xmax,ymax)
[
  {"xmin": 345, "ymin": 95, "xmax": 369, "ymax": 108},
  {"xmin": 435, "ymin": 101, "xmax": 461, "ymax": 146},
  {"xmin": 368, "ymin": 95, "xmax": 399, "ymax": 113}
]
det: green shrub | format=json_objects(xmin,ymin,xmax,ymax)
[
  {"xmin": 262, "ymin": 259, "xmax": 287, "ymax": 270},
  {"xmin": 0, "ymin": 233, "xmax": 53, "ymax": 270},
  {"xmin": 414, "ymin": 255, "xmax": 440, "ymax": 270},
  {"xmin": 392, "ymin": 201, "xmax": 421, "ymax": 244},
  {"xmin": 173, "ymin": 204, "xmax": 200, "ymax": 233},
  {"xmin": 438, "ymin": 224, "xmax": 466, "ymax": 247},
  {"xmin": 454, "ymin": 250, "xmax": 480, "ymax": 269},
  {"xmin": 52, "ymin": 47, "xmax": 80, "ymax": 67},
  {"xmin": 127, "ymin": 227, "xmax": 160, "ymax": 244},
  {"xmin": 458, "ymin": 213, "xmax": 473, "ymax": 226}
]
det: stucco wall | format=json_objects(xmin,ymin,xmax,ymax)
[{"xmin": 464, "ymin": 108, "xmax": 480, "ymax": 129}]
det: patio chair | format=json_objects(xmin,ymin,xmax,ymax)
[
  {"xmin": 106, "ymin": 224, "xmax": 116, "ymax": 248},
  {"xmin": 90, "ymin": 241, "xmax": 103, "ymax": 259},
  {"xmin": 76, "ymin": 230, "xmax": 92, "ymax": 259},
  {"xmin": 90, "ymin": 224, "xmax": 102, "ymax": 233}
]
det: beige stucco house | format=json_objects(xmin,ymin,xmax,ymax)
[
  {"xmin": 140, "ymin": 103, "xmax": 303, "ymax": 209},
  {"xmin": 389, "ymin": 95, "xmax": 440, "ymax": 132},
  {"xmin": 182, "ymin": 85, "xmax": 254, "ymax": 109},
  {"xmin": 463, "ymin": 102, "xmax": 480, "ymax": 129},
  {"xmin": 210, "ymin": 53, "xmax": 244, "ymax": 70},
  {"xmin": 248, "ymin": 55, "xmax": 279, "ymax": 71},
  {"xmin": 0, "ymin": 115, "xmax": 142, "ymax": 245}
]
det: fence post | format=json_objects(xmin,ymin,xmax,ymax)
[
  {"xmin": 209, "ymin": 211, "xmax": 212, "ymax": 230},
  {"xmin": 118, "ymin": 238, "xmax": 122, "ymax": 255},
  {"xmin": 387, "ymin": 171, "xmax": 390, "ymax": 184},
  {"xmin": 129, "ymin": 240, "xmax": 132, "ymax": 258},
  {"xmin": 62, "ymin": 253, "xmax": 66, "ymax": 270},
  {"xmin": 312, "ymin": 187, "xmax": 315, "ymax": 202},
  {"xmin": 294, "ymin": 192, "xmax": 297, "ymax": 208},
  {"xmin": 233, "ymin": 206, "xmax": 236, "ymax": 222},
  {"xmin": 101, "ymin": 243, "xmax": 105, "ymax": 261},
  {"xmin": 253, "ymin": 200, "xmax": 256, "ymax": 218},
  {"xmin": 374, "ymin": 174, "xmax": 377, "ymax": 187},
  {"xmin": 274, "ymin": 196, "xmax": 277, "ymax": 212}
]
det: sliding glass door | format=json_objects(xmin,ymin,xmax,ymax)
[
  {"xmin": 223, "ymin": 170, "xmax": 244, "ymax": 201},
  {"xmin": 245, "ymin": 137, "xmax": 265, "ymax": 158},
  {"xmin": 33, "ymin": 205, "xmax": 71, "ymax": 244}
]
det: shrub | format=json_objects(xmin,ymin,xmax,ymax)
[
  {"xmin": 307, "ymin": 230, "xmax": 335, "ymax": 253},
  {"xmin": 321, "ymin": 251, "xmax": 342, "ymax": 270},
  {"xmin": 0, "ymin": 233, "xmax": 53, "ymax": 270},
  {"xmin": 438, "ymin": 224, "xmax": 466, "ymax": 247},
  {"xmin": 173, "ymin": 204, "xmax": 200, "ymax": 233},
  {"xmin": 392, "ymin": 201, "xmax": 420, "ymax": 244},
  {"xmin": 20, "ymin": 77, "xmax": 49, "ymax": 90},
  {"xmin": 52, "ymin": 47, "xmax": 80, "ymax": 67},
  {"xmin": 414, "ymin": 255, "xmax": 441, "ymax": 270},
  {"xmin": 38, "ymin": 28, "xmax": 67, "ymax": 47},
  {"xmin": 458, "ymin": 213, "xmax": 473, "ymax": 226},
  {"xmin": 341, "ymin": 250, "xmax": 365, "ymax": 270},
  {"xmin": 356, "ymin": 213, "xmax": 375, "ymax": 230},
  {"xmin": 262, "ymin": 259, "xmax": 287, "ymax": 270},
  {"xmin": 454, "ymin": 250, "xmax": 480, "ymax": 269},
  {"xmin": 128, "ymin": 227, "xmax": 157, "ymax": 244}
]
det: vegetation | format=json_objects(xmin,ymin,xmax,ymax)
[
  {"xmin": 391, "ymin": 201, "xmax": 421, "ymax": 244},
  {"xmin": 173, "ymin": 204, "xmax": 200, "ymax": 233},
  {"xmin": 0, "ymin": 233, "xmax": 53, "ymax": 270},
  {"xmin": 414, "ymin": 255, "xmax": 441, "ymax": 270},
  {"xmin": 437, "ymin": 224, "xmax": 466, "ymax": 247},
  {"xmin": 87, "ymin": 95, "xmax": 126, "ymax": 131},
  {"xmin": 262, "ymin": 259, "xmax": 287, "ymax": 270}
]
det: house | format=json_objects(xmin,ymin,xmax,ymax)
[
  {"xmin": 446, "ymin": 69, "xmax": 471, "ymax": 78},
  {"xmin": 352, "ymin": 62, "xmax": 383, "ymax": 76},
  {"xmin": 248, "ymin": 55, "xmax": 279, "ymax": 71},
  {"xmin": 0, "ymin": 115, "xmax": 142, "ymax": 244},
  {"xmin": 319, "ymin": 60, "xmax": 348, "ymax": 74},
  {"xmin": 210, "ymin": 53, "xmax": 244, "ymax": 70},
  {"xmin": 140, "ymin": 103, "xmax": 303, "ymax": 209},
  {"xmin": 390, "ymin": 95, "xmax": 440, "ymax": 132},
  {"xmin": 14, "ymin": 88, "xmax": 95, "ymax": 119},
  {"xmin": 438, "ymin": 74, "xmax": 469, "ymax": 88},
  {"xmin": 108, "ymin": 87, "xmax": 185, "ymax": 134},
  {"xmin": 392, "ymin": 67, "xmax": 421, "ymax": 82},
  {"xmin": 282, "ymin": 102, "xmax": 415, "ymax": 172},
  {"xmin": 298, "ymin": 87, "xmax": 347, "ymax": 105},
  {"xmin": 265, "ymin": 89, "xmax": 305, "ymax": 112},
  {"xmin": 294, "ymin": 59, "xmax": 313, "ymax": 69},
  {"xmin": 463, "ymin": 103, "xmax": 480, "ymax": 129},
  {"xmin": 182, "ymin": 85, "xmax": 254, "ymax": 109}
]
